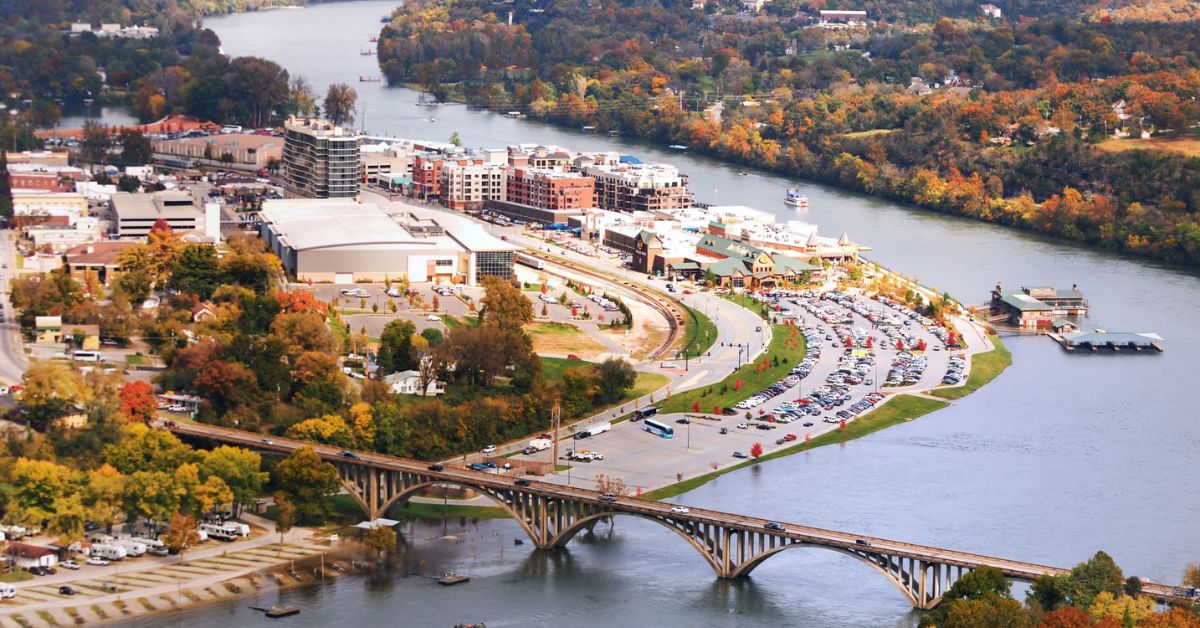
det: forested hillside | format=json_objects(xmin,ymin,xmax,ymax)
[{"xmin": 379, "ymin": 0, "xmax": 1200, "ymax": 266}]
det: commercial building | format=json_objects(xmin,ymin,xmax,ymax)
[
  {"xmin": 505, "ymin": 168, "xmax": 594, "ymax": 212},
  {"xmin": 5, "ymin": 150, "xmax": 70, "ymax": 167},
  {"xmin": 64, "ymin": 241, "xmax": 138, "ymax": 288},
  {"xmin": 111, "ymin": 190, "xmax": 214, "ymax": 238},
  {"xmin": 581, "ymin": 163, "xmax": 693, "ymax": 213},
  {"xmin": 282, "ymin": 117, "xmax": 361, "ymax": 198},
  {"xmin": 151, "ymin": 133, "xmax": 283, "ymax": 169},
  {"xmin": 990, "ymin": 285, "xmax": 1088, "ymax": 330},
  {"xmin": 440, "ymin": 162, "xmax": 506, "ymax": 210},
  {"xmin": 258, "ymin": 199, "xmax": 520, "ymax": 284},
  {"xmin": 12, "ymin": 192, "xmax": 89, "ymax": 226}
]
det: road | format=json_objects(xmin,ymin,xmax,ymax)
[
  {"xmin": 0, "ymin": 233, "xmax": 28, "ymax": 385},
  {"xmin": 164, "ymin": 420, "xmax": 1192, "ymax": 604}
]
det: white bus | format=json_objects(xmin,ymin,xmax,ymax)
[
  {"xmin": 71, "ymin": 351, "xmax": 104, "ymax": 362},
  {"xmin": 643, "ymin": 418, "xmax": 675, "ymax": 439}
]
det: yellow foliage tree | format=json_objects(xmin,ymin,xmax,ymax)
[{"xmin": 1088, "ymin": 591, "xmax": 1153, "ymax": 623}]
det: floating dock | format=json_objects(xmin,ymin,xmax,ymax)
[
  {"xmin": 437, "ymin": 572, "xmax": 470, "ymax": 585},
  {"xmin": 250, "ymin": 605, "xmax": 300, "ymax": 618},
  {"xmin": 1051, "ymin": 331, "xmax": 1164, "ymax": 353}
]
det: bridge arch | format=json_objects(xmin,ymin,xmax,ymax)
[
  {"xmin": 342, "ymin": 477, "xmax": 542, "ymax": 543},
  {"xmin": 548, "ymin": 511, "xmax": 723, "ymax": 575},
  {"xmin": 728, "ymin": 543, "xmax": 951, "ymax": 609}
]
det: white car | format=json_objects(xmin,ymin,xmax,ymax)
[
  {"xmin": 86, "ymin": 557, "xmax": 110, "ymax": 566},
  {"xmin": 426, "ymin": 314, "xmax": 440, "ymax": 322},
  {"xmin": 60, "ymin": 560, "xmax": 81, "ymax": 570},
  {"xmin": 736, "ymin": 423, "xmax": 749, "ymax": 430},
  {"xmin": 481, "ymin": 445, "xmax": 497, "ymax": 454},
  {"xmin": 670, "ymin": 506, "xmax": 690, "ymax": 514}
]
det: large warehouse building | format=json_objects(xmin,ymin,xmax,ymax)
[{"xmin": 259, "ymin": 199, "xmax": 520, "ymax": 285}]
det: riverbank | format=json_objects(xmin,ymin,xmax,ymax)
[
  {"xmin": 0, "ymin": 518, "xmax": 353, "ymax": 628},
  {"xmin": 930, "ymin": 335, "xmax": 1012, "ymax": 400}
]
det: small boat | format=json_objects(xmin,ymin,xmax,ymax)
[
  {"xmin": 369, "ymin": 36, "xmax": 378, "ymax": 42},
  {"xmin": 785, "ymin": 188, "xmax": 809, "ymax": 209},
  {"xmin": 737, "ymin": 171, "xmax": 749, "ymax": 176},
  {"xmin": 250, "ymin": 605, "xmax": 300, "ymax": 618},
  {"xmin": 606, "ymin": 130, "xmax": 620, "ymax": 137},
  {"xmin": 358, "ymin": 75, "xmax": 382, "ymax": 82},
  {"xmin": 360, "ymin": 49, "xmax": 375, "ymax": 56},
  {"xmin": 437, "ymin": 572, "xmax": 470, "ymax": 586},
  {"xmin": 668, "ymin": 144, "xmax": 689, "ymax": 151}
]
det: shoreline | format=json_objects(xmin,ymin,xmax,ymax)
[{"xmin": 0, "ymin": 525, "xmax": 358, "ymax": 628}]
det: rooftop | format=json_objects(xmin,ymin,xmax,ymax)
[
  {"xmin": 111, "ymin": 190, "xmax": 201, "ymax": 220},
  {"xmin": 260, "ymin": 200, "xmax": 430, "ymax": 252},
  {"xmin": 1061, "ymin": 332, "xmax": 1163, "ymax": 346},
  {"xmin": 64, "ymin": 241, "xmax": 138, "ymax": 265},
  {"xmin": 999, "ymin": 293, "xmax": 1052, "ymax": 311}
]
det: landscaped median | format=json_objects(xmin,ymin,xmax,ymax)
[
  {"xmin": 680, "ymin": 304, "xmax": 718, "ymax": 358},
  {"xmin": 643, "ymin": 394, "xmax": 950, "ymax": 500},
  {"xmin": 929, "ymin": 334, "xmax": 1012, "ymax": 400},
  {"xmin": 657, "ymin": 323, "xmax": 806, "ymax": 415}
]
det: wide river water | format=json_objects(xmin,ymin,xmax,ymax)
[{"xmin": 133, "ymin": 2, "xmax": 1200, "ymax": 625}]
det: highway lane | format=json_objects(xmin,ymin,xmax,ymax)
[
  {"xmin": 163, "ymin": 421, "xmax": 1190, "ymax": 602},
  {"xmin": 0, "ymin": 233, "xmax": 28, "ymax": 385}
]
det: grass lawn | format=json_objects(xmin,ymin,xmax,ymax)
[
  {"xmin": 657, "ymin": 323, "xmax": 806, "ymax": 415},
  {"xmin": 326, "ymin": 311, "xmax": 349, "ymax": 345},
  {"xmin": 125, "ymin": 353, "xmax": 145, "ymax": 366},
  {"xmin": 1095, "ymin": 131, "xmax": 1200, "ymax": 158},
  {"xmin": 263, "ymin": 493, "xmax": 367, "ymax": 525},
  {"xmin": 527, "ymin": 321, "xmax": 606, "ymax": 357},
  {"xmin": 840, "ymin": 129, "xmax": 898, "ymax": 138},
  {"xmin": 681, "ymin": 305, "xmax": 718, "ymax": 358},
  {"xmin": 387, "ymin": 501, "xmax": 507, "ymax": 519},
  {"xmin": 643, "ymin": 394, "xmax": 948, "ymax": 500},
  {"xmin": 0, "ymin": 570, "xmax": 33, "ymax": 583},
  {"xmin": 929, "ymin": 335, "xmax": 1011, "ymax": 400},
  {"xmin": 542, "ymin": 356, "xmax": 670, "ymax": 411}
]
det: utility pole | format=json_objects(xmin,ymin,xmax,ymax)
[{"xmin": 550, "ymin": 399, "xmax": 561, "ymax": 478}]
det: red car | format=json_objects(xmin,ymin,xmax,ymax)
[
  {"xmin": 783, "ymin": 434, "xmax": 798, "ymax": 442},
  {"xmin": 682, "ymin": 289, "xmax": 693, "ymax": 295}
]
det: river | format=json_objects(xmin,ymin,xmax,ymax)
[{"xmin": 129, "ymin": 2, "xmax": 1200, "ymax": 625}]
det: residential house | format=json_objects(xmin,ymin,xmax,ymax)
[
  {"xmin": 980, "ymin": 3, "xmax": 1002, "ymax": 18},
  {"xmin": 384, "ymin": 370, "xmax": 446, "ymax": 396},
  {"xmin": 191, "ymin": 302, "xmax": 218, "ymax": 323}
]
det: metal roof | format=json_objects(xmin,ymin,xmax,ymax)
[
  {"xmin": 1062, "ymin": 332, "xmax": 1163, "ymax": 346},
  {"xmin": 260, "ymin": 201, "xmax": 433, "ymax": 252},
  {"xmin": 998, "ymin": 293, "xmax": 1052, "ymax": 311}
]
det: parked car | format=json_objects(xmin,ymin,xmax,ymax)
[
  {"xmin": 481, "ymin": 444, "xmax": 497, "ymax": 454},
  {"xmin": 86, "ymin": 557, "xmax": 110, "ymax": 566},
  {"xmin": 426, "ymin": 314, "xmax": 440, "ymax": 322},
  {"xmin": 58, "ymin": 586, "xmax": 76, "ymax": 596},
  {"xmin": 732, "ymin": 451, "xmax": 748, "ymax": 459},
  {"xmin": 60, "ymin": 560, "xmax": 80, "ymax": 570}
]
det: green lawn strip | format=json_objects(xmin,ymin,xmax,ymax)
[
  {"xmin": 541, "ymin": 357, "xmax": 670, "ymax": 415},
  {"xmin": 658, "ymin": 323, "xmax": 805, "ymax": 415},
  {"xmin": 0, "ymin": 570, "xmax": 34, "ymax": 582},
  {"xmin": 386, "ymin": 501, "xmax": 508, "ymax": 519},
  {"xmin": 125, "ymin": 353, "xmax": 145, "ymax": 366},
  {"xmin": 680, "ymin": 304, "xmax": 718, "ymax": 358},
  {"xmin": 928, "ymin": 335, "xmax": 1011, "ymax": 400},
  {"xmin": 643, "ymin": 394, "xmax": 948, "ymax": 500},
  {"xmin": 326, "ymin": 310, "xmax": 349, "ymax": 345}
]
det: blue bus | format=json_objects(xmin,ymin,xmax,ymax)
[{"xmin": 643, "ymin": 418, "xmax": 674, "ymax": 439}]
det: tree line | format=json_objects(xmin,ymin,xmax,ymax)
[{"xmin": 377, "ymin": 0, "xmax": 1200, "ymax": 267}]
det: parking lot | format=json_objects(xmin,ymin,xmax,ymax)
[{"xmin": 509, "ymin": 287, "xmax": 970, "ymax": 491}]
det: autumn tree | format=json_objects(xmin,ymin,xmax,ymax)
[
  {"xmin": 362, "ymin": 525, "xmax": 397, "ymax": 560},
  {"xmin": 273, "ymin": 492, "xmax": 295, "ymax": 554},
  {"xmin": 594, "ymin": 474, "xmax": 629, "ymax": 496},
  {"xmin": 750, "ymin": 442, "xmax": 764, "ymax": 459},
  {"xmin": 594, "ymin": 358, "xmax": 636, "ymax": 404},
  {"xmin": 119, "ymin": 381, "xmax": 158, "ymax": 424},
  {"xmin": 19, "ymin": 360, "xmax": 81, "ymax": 430},
  {"xmin": 84, "ymin": 464, "xmax": 128, "ymax": 531},
  {"xmin": 9, "ymin": 458, "xmax": 75, "ymax": 526},
  {"xmin": 199, "ymin": 446, "xmax": 268, "ymax": 516},
  {"xmin": 274, "ymin": 447, "xmax": 342, "ymax": 523},
  {"xmin": 103, "ymin": 423, "xmax": 196, "ymax": 475},
  {"xmin": 919, "ymin": 566, "xmax": 1015, "ymax": 627},
  {"xmin": 323, "ymin": 83, "xmax": 358, "ymax": 127},
  {"xmin": 161, "ymin": 512, "xmax": 200, "ymax": 561}
]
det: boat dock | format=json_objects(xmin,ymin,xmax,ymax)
[{"xmin": 1050, "ymin": 331, "xmax": 1164, "ymax": 353}]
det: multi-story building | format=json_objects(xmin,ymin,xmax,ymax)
[
  {"xmin": 111, "ymin": 190, "xmax": 211, "ymax": 237},
  {"xmin": 282, "ymin": 117, "xmax": 361, "ymax": 199},
  {"xmin": 152, "ymin": 134, "xmax": 283, "ymax": 169},
  {"xmin": 581, "ymin": 163, "xmax": 693, "ymax": 213},
  {"xmin": 505, "ymin": 168, "xmax": 594, "ymax": 212},
  {"xmin": 440, "ymin": 162, "xmax": 506, "ymax": 210}
]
